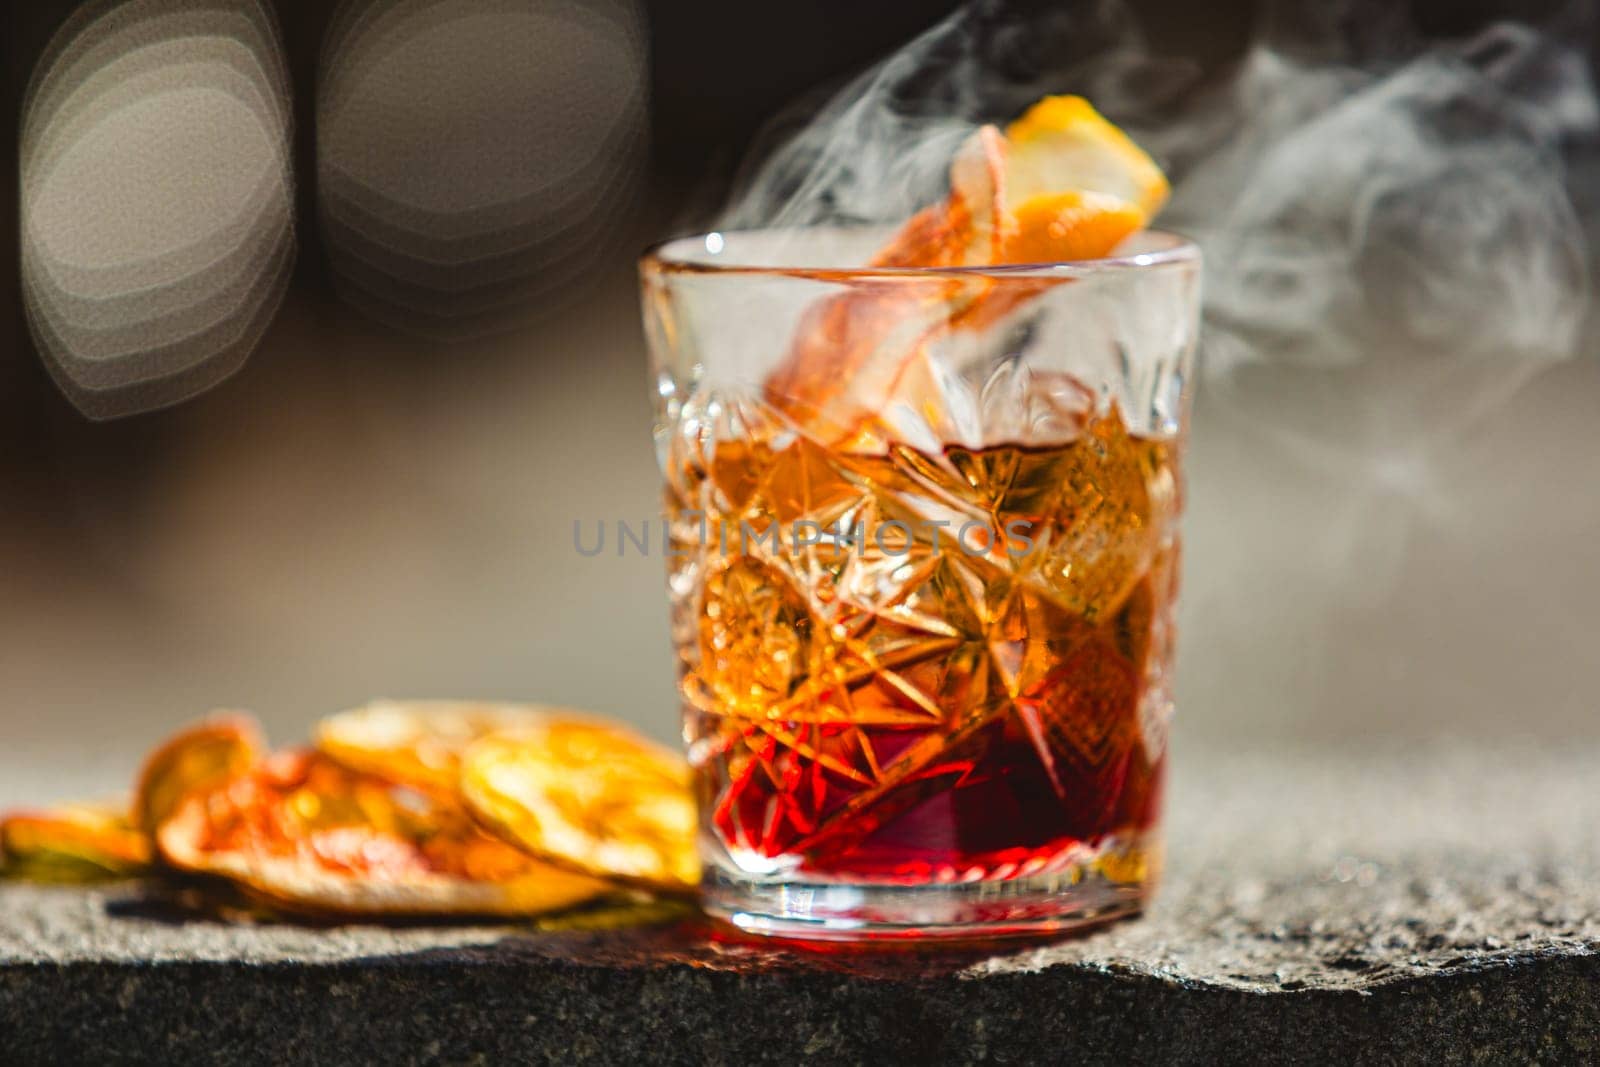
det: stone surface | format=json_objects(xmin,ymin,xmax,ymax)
[{"xmin": 2, "ymin": 744, "xmax": 1598, "ymax": 1064}]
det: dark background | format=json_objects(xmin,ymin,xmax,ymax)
[
  {"xmin": 3, "ymin": 0, "xmax": 1235, "ymax": 520},
  {"xmin": 2, "ymin": 0, "xmax": 1597, "ymax": 805}
]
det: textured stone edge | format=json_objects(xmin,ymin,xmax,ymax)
[{"xmin": 2, "ymin": 948, "xmax": 1596, "ymax": 1065}]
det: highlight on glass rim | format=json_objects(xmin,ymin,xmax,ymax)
[{"xmin": 2, "ymin": 0, "xmax": 1597, "ymax": 1062}]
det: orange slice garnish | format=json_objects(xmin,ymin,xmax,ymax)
[
  {"xmin": 764, "ymin": 95, "xmax": 1168, "ymax": 446},
  {"xmin": 156, "ymin": 749, "xmax": 610, "ymax": 918},
  {"xmin": 1003, "ymin": 95, "xmax": 1168, "ymax": 221},
  {"xmin": 1002, "ymin": 190, "xmax": 1149, "ymax": 265},
  {"xmin": 871, "ymin": 124, "xmax": 1008, "ymax": 268}
]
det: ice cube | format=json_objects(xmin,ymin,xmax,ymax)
[{"xmin": 1021, "ymin": 409, "xmax": 1165, "ymax": 622}]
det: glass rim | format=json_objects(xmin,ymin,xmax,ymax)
[{"xmin": 641, "ymin": 226, "xmax": 1199, "ymax": 281}]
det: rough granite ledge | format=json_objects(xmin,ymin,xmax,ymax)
[{"xmin": 3, "ymin": 745, "xmax": 1597, "ymax": 1064}]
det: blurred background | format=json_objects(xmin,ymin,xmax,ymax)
[{"xmin": 1, "ymin": 0, "xmax": 1596, "ymax": 806}]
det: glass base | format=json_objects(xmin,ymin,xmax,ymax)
[{"xmin": 701, "ymin": 866, "xmax": 1149, "ymax": 943}]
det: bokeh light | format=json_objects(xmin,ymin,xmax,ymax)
[
  {"xmin": 19, "ymin": 0, "xmax": 295, "ymax": 419},
  {"xmin": 317, "ymin": 0, "xmax": 648, "ymax": 337}
]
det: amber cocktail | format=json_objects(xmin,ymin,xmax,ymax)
[{"xmin": 642, "ymin": 224, "xmax": 1199, "ymax": 938}]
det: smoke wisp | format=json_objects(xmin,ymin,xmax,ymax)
[
  {"xmin": 712, "ymin": 0, "xmax": 1600, "ymax": 740},
  {"xmin": 720, "ymin": 0, "xmax": 1598, "ymax": 380},
  {"xmin": 719, "ymin": 0, "xmax": 1195, "ymax": 232}
]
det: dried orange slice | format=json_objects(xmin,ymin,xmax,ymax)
[
  {"xmin": 134, "ymin": 712, "xmax": 265, "ymax": 833},
  {"xmin": 462, "ymin": 718, "xmax": 699, "ymax": 891},
  {"xmin": 315, "ymin": 700, "xmax": 554, "ymax": 793},
  {"xmin": 765, "ymin": 95, "xmax": 1168, "ymax": 445},
  {"xmin": 1, "ymin": 801, "xmax": 151, "ymax": 882},
  {"xmin": 156, "ymin": 749, "xmax": 610, "ymax": 918}
]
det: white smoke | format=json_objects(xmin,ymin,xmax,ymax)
[
  {"xmin": 1153, "ymin": 15, "xmax": 1598, "ymax": 548},
  {"xmin": 718, "ymin": 0, "xmax": 1192, "ymax": 232},
  {"xmin": 717, "ymin": 0, "xmax": 1598, "ymax": 505},
  {"xmin": 712, "ymin": 0, "xmax": 1600, "ymax": 741},
  {"xmin": 719, "ymin": 0, "xmax": 1598, "ymax": 377},
  {"xmin": 1166, "ymin": 21, "xmax": 1596, "ymax": 375}
]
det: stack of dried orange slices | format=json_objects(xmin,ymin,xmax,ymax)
[{"xmin": 0, "ymin": 702, "xmax": 697, "ymax": 921}]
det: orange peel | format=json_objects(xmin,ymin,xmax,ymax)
[
  {"xmin": 1004, "ymin": 95, "xmax": 1169, "ymax": 221},
  {"xmin": 764, "ymin": 95, "xmax": 1169, "ymax": 446}
]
